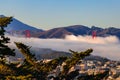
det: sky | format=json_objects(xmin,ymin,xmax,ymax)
[{"xmin": 0, "ymin": 0, "xmax": 120, "ymax": 29}]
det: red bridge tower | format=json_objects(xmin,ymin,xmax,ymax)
[
  {"xmin": 92, "ymin": 31, "xmax": 96, "ymax": 39},
  {"xmin": 25, "ymin": 30, "xmax": 31, "ymax": 38}
]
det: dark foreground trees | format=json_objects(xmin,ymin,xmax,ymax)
[
  {"xmin": 14, "ymin": 43, "xmax": 109, "ymax": 80},
  {"xmin": 0, "ymin": 16, "xmax": 109, "ymax": 80},
  {"xmin": 0, "ymin": 17, "xmax": 16, "ymax": 78},
  {"xmin": 15, "ymin": 42, "xmax": 93, "ymax": 80},
  {"xmin": 0, "ymin": 16, "xmax": 15, "ymax": 59}
]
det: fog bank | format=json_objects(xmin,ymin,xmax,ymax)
[{"xmin": 7, "ymin": 35, "xmax": 120, "ymax": 60}]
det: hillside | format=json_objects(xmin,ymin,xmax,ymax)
[
  {"xmin": 0, "ymin": 15, "xmax": 44, "ymax": 37},
  {"xmin": 39, "ymin": 25, "xmax": 120, "ymax": 39},
  {"xmin": 14, "ymin": 47, "xmax": 110, "ymax": 62},
  {"xmin": 2, "ymin": 15, "xmax": 120, "ymax": 39},
  {"xmin": 39, "ymin": 25, "xmax": 90, "ymax": 38}
]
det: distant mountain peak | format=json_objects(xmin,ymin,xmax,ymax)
[
  {"xmin": 39, "ymin": 25, "xmax": 120, "ymax": 39},
  {"xmin": 65, "ymin": 25, "xmax": 89, "ymax": 28},
  {"xmin": 0, "ymin": 15, "xmax": 43, "ymax": 31},
  {"xmin": 0, "ymin": 15, "xmax": 5, "ymax": 18},
  {"xmin": 5, "ymin": 17, "xmax": 43, "ymax": 31},
  {"xmin": 1, "ymin": 15, "xmax": 120, "ymax": 39},
  {"xmin": 91, "ymin": 26, "xmax": 101, "ymax": 29},
  {"xmin": 0, "ymin": 15, "xmax": 44, "ymax": 37}
]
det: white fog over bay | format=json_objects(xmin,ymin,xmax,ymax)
[{"xmin": 7, "ymin": 35, "xmax": 120, "ymax": 61}]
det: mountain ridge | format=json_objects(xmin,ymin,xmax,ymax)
[
  {"xmin": 39, "ymin": 25, "xmax": 120, "ymax": 39},
  {"xmin": 0, "ymin": 15, "xmax": 44, "ymax": 37},
  {"xmin": 1, "ymin": 15, "xmax": 120, "ymax": 39},
  {"xmin": 6, "ymin": 18, "xmax": 43, "ymax": 31},
  {"xmin": 0, "ymin": 15, "xmax": 43, "ymax": 31}
]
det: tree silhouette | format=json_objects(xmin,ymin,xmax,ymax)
[
  {"xmin": 0, "ymin": 17, "xmax": 15, "ymax": 59},
  {"xmin": 0, "ymin": 17, "xmax": 16, "ymax": 78},
  {"xmin": 55, "ymin": 49, "xmax": 93, "ymax": 80},
  {"xmin": 15, "ymin": 42, "xmax": 93, "ymax": 80}
]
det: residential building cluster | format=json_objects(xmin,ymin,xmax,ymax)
[{"xmin": 45, "ymin": 59, "xmax": 120, "ymax": 80}]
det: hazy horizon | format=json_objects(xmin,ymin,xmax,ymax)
[{"xmin": 0, "ymin": 0, "xmax": 120, "ymax": 29}]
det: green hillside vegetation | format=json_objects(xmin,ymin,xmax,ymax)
[
  {"xmin": 0, "ymin": 17, "xmax": 109, "ymax": 80},
  {"xmin": 36, "ymin": 51, "xmax": 71, "ymax": 59}
]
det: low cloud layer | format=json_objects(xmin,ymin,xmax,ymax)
[
  {"xmin": 66, "ymin": 35, "xmax": 119, "ymax": 44},
  {"xmin": 7, "ymin": 35, "xmax": 120, "ymax": 60}
]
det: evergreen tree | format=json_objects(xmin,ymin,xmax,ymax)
[
  {"xmin": 15, "ymin": 42, "xmax": 93, "ymax": 80},
  {"xmin": 0, "ymin": 17, "xmax": 15, "ymax": 60},
  {"xmin": 0, "ymin": 17, "xmax": 16, "ymax": 78}
]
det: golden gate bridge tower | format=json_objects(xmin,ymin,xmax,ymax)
[
  {"xmin": 92, "ymin": 30, "xmax": 96, "ymax": 39},
  {"xmin": 25, "ymin": 30, "xmax": 31, "ymax": 38}
]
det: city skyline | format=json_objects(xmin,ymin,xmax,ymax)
[{"xmin": 0, "ymin": 0, "xmax": 120, "ymax": 29}]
